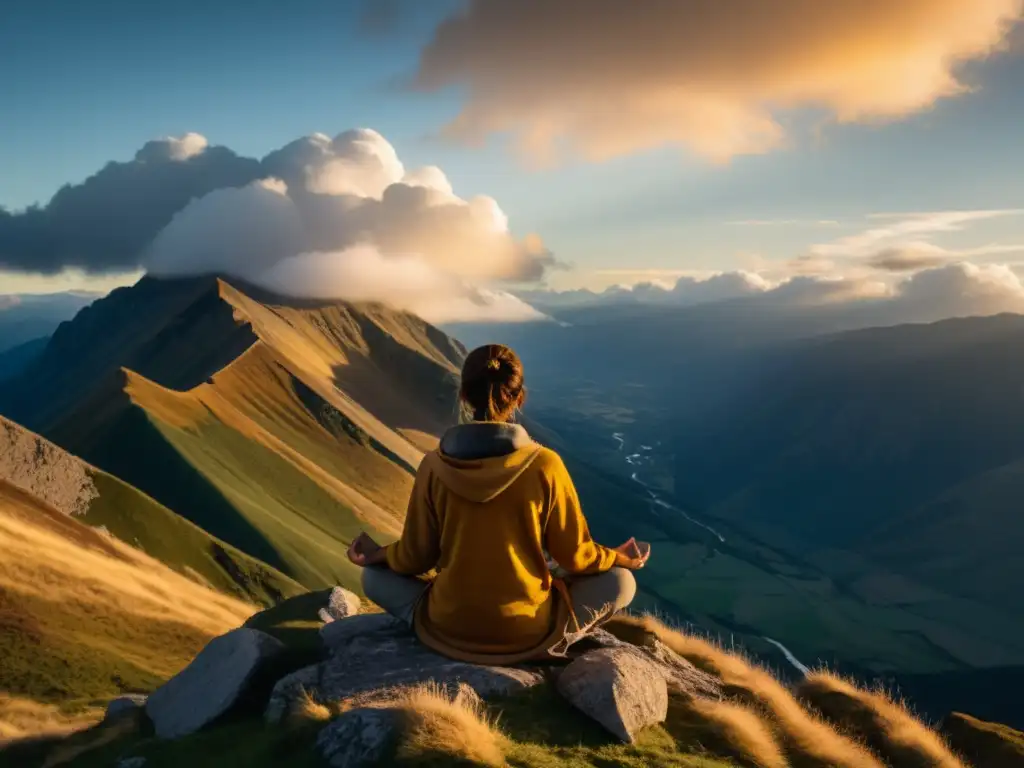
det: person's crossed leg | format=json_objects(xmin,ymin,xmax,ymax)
[{"xmin": 362, "ymin": 566, "xmax": 636, "ymax": 638}]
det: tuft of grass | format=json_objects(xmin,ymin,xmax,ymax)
[
  {"xmin": 285, "ymin": 688, "xmax": 333, "ymax": 727},
  {"xmin": 799, "ymin": 672, "xmax": 967, "ymax": 768},
  {"xmin": 666, "ymin": 696, "xmax": 788, "ymax": 768},
  {"xmin": 391, "ymin": 684, "xmax": 507, "ymax": 767},
  {"xmin": 610, "ymin": 614, "xmax": 885, "ymax": 768}
]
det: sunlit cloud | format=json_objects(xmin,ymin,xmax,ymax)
[{"xmin": 414, "ymin": 0, "xmax": 1023, "ymax": 163}]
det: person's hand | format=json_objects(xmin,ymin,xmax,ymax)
[
  {"xmin": 347, "ymin": 532, "xmax": 384, "ymax": 567},
  {"xmin": 612, "ymin": 537, "xmax": 651, "ymax": 570}
]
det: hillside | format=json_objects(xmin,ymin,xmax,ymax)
[
  {"xmin": 0, "ymin": 478, "xmax": 256, "ymax": 731},
  {"xmin": 0, "ymin": 275, "xmax": 464, "ymax": 593},
  {"xmin": 5, "ymin": 594, "xmax": 1024, "ymax": 768},
  {"xmin": 0, "ymin": 414, "xmax": 301, "ymax": 605},
  {"xmin": 663, "ymin": 315, "xmax": 1024, "ymax": 612}
]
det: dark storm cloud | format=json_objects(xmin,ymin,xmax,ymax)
[{"xmin": 0, "ymin": 136, "xmax": 261, "ymax": 275}]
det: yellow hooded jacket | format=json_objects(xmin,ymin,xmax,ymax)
[{"xmin": 384, "ymin": 426, "xmax": 617, "ymax": 663}]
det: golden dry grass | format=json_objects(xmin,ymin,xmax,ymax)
[
  {"xmin": 670, "ymin": 697, "xmax": 789, "ymax": 768},
  {"xmin": 0, "ymin": 498, "xmax": 255, "ymax": 635},
  {"xmin": 611, "ymin": 614, "xmax": 885, "ymax": 768},
  {"xmin": 799, "ymin": 671, "xmax": 967, "ymax": 768},
  {"xmin": 393, "ymin": 684, "xmax": 507, "ymax": 766},
  {"xmin": 285, "ymin": 688, "xmax": 334, "ymax": 726},
  {"xmin": 0, "ymin": 696, "xmax": 101, "ymax": 745},
  {"xmin": 0, "ymin": 485, "xmax": 256, "ymax": 738},
  {"xmin": 294, "ymin": 683, "xmax": 507, "ymax": 766}
]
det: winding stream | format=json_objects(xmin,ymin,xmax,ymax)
[
  {"xmin": 613, "ymin": 431, "xmax": 811, "ymax": 675},
  {"xmin": 613, "ymin": 432, "xmax": 726, "ymax": 543}
]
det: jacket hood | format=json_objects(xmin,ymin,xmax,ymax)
[{"xmin": 430, "ymin": 423, "xmax": 542, "ymax": 503}]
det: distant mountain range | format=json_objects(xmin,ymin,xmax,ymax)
[{"xmin": 0, "ymin": 291, "xmax": 99, "ymax": 356}]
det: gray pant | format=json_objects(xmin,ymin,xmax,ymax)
[{"xmin": 361, "ymin": 566, "xmax": 636, "ymax": 634}]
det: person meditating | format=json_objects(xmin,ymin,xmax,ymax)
[{"xmin": 346, "ymin": 343, "xmax": 651, "ymax": 664}]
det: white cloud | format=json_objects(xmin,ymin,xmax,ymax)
[
  {"xmin": 522, "ymin": 261, "xmax": 1024, "ymax": 326},
  {"xmin": 142, "ymin": 129, "xmax": 554, "ymax": 323},
  {"xmin": 135, "ymin": 132, "xmax": 210, "ymax": 163},
  {"xmin": 812, "ymin": 209, "xmax": 1024, "ymax": 259},
  {"xmin": 262, "ymin": 247, "xmax": 547, "ymax": 324},
  {"xmin": 892, "ymin": 261, "xmax": 1024, "ymax": 320}
]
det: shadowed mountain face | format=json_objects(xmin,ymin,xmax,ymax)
[{"xmin": 0, "ymin": 275, "xmax": 464, "ymax": 591}]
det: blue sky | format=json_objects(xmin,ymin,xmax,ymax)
[{"xmin": 2, "ymin": 0, "xmax": 1024, "ymax": 295}]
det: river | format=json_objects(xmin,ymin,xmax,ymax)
[
  {"xmin": 612, "ymin": 431, "xmax": 726, "ymax": 543},
  {"xmin": 613, "ymin": 431, "xmax": 812, "ymax": 675}
]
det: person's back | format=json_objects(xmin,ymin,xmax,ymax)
[{"xmin": 346, "ymin": 343, "xmax": 650, "ymax": 663}]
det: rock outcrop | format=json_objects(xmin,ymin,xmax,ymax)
[
  {"xmin": 143, "ymin": 586, "xmax": 721, "ymax": 753},
  {"xmin": 317, "ymin": 707, "xmax": 398, "ymax": 768},
  {"xmin": 320, "ymin": 631, "xmax": 546, "ymax": 702},
  {"xmin": 146, "ymin": 628, "xmax": 285, "ymax": 738},
  {"xmin": 105, "ymin": 694, "xmax": 148, "ymax": 721},
  {"xmin": 319, "ymin": 586, "xmax": 361, "ymax": 623},
  {"xmin": 319, "ymin": 612, "xmax": 404, "ymax": 648},
  {"xmin": 557, "ymin": 647, "xmax": 669, "ymax": 742},
  {"xmin": 265, "ymin": 664, "xmax": 321, "ymax": 725}
]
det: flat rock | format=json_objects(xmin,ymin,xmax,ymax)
[
  {"xmin": 105, "ymin": 694, "xmax": 147, "ymax": 721},
  {"xmin": 319, "ymin": 633, "xmax": 545, "ymax": 704},
  {"xmin": 320, "ymin": 613, "xmax": 406, "ymax": 649},
  {"xmin": 324, "ymin": 587, "xmax": 361, "ymax": 621},
  {"xmin": 557, "ymin": 647, "xmax": 668, "ymax": 743},
  {"xmin": 146, "ymin": 628, "xmax": 285, "ymax": 739},
  {"xmin": 265, "ymin": 663, "xmax": 322, "ymax": 725},
  {"xmin": 317, "ymin": 707, "xmax": 397, "ymax": 767}
]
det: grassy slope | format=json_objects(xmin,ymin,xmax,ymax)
[
  {"xmin": 10, "ymin": 599, "xmax": 1023, "ymax": 768},
  {"xmin": 83, "ymin": 471, "xmax": 303, "ymax": 605},
  {"xmin": 0, "ymin": 480, "xmax": 255, "ymax": 716},
  {"xmin": 39, "ymin": 278, "xmax": 462, "ymax": 596},
  {"xmin": 1, "ymin": 412, "xmax": 301, "ymax": 607}
]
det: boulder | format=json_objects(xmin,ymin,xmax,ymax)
[
  {"xmin": 556, "ymin": 647, "xmax": 669, "ymax": 743},
  {"xmin": 323, "ymin": 587, "xmax": 361, "ymax": 621},
  {"xmin": 265, "ymin": 663, "xmax": 322, "ymax": 725},
  {"xmin": 320, "ymin": 613, "xmax": 405, "ymax": 649},
  {"xmin": 146, "ymin": 628, "xmax": 285, "ymax": 739},
  {"xmin": 584, "ymin": 629, "xmax": 722, "ymax": 698},
  {"xmin": 317, "ymin": 707, "xmax": 398, "ymax": 767},
  {"xmin": 319, "ymin": 633, "xmax": 544, "ymax": 704},
  {"xmin": 105, "ymin": 694, "xmax": 147, "ymax": 721}
]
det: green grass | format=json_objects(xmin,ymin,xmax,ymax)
[
  {"xmin": 82, "ymin": 471, "xmax": 303, "ymax": 606},
  {"xmin": 150, "ymin": 417, "xmax": 385, "ymax": 590},
  {"xmin": 0, "ymin": 587, "xmax": 206, "ymax": 710}
]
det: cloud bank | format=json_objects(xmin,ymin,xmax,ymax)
[
  {"xmin": 0, "ymin": 130, "xmax": 554, "ymax": 324},
  {"xmin": 524, "ymin": 256, "xmax": 1024, "ymax": 326},
  {"xmin": 414, "ymin": 0, "xmax": 1022, "ymax": 162}
]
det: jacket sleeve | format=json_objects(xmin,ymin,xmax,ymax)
[
  {"xmin": 543, "ymin": 454, "xmax": 617, "ymax": 574},
  {"xmin": 385, "ymin": 459, "xmax": 441, "ymax": 576}
]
